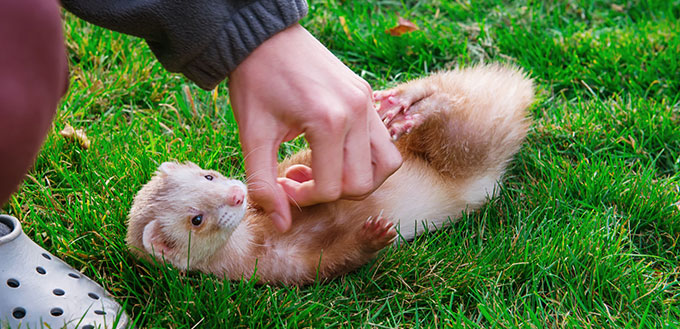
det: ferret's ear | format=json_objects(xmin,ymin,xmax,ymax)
[
  {"xmin": 184, "ymin": 161, "xmax": 200, "ymax": 169},
  {"xmin": 142, "ymin": 219, "xmax": 172, "ymax": 259},
  {"xmin": 158, "ymin": 162, "xmax": 180, "ymax": 175}
]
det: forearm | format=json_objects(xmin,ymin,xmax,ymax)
[{"xmin": 61, "ymin": 0, "xmax": 308, "ymax": 89}]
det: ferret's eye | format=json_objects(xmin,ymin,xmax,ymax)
[
  {"xmin": 191, "ymin": 214, "xmax": 203, "ymax": 226},
  {"xmin": 204, "ymin": 175, "xmax": 213, "ymax": 181}
]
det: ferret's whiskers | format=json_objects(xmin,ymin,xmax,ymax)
[
  {"xmin": 241, "ymin": 144, "xmax": 269, "ymax": 163},
  {"xmin": 282, "ymin": 189, "xmax": 302, "ymax": 212},
  {"xmin": 243, "ymin": 174, "xmax": 280, "ymax": 198},
  {"xmin": 244, "ymin": 167, "xmax": 271, "ymax": 184},
  {"xmin": 243, "ymin": 169, "xmax": 268, "ymax": 186},
  {"xmin": 240, "ymin": 143, "xmax": 282, "ymax": 177},
  {"xmin": 245, "ymin": 167, "xmax": 301, "ymax": 211}
]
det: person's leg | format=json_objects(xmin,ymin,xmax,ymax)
[
  {"xmin": 0, "ymin": 0, "xmax": 68, "ymax": 206},
  {"xmin": 0, "ymin": 2, "xmax": 130, "ymax": 327}
]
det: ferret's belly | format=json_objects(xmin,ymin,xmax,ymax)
[
  {"xmin": 370, "ymin": 157, "xmax": 501, "ymax": 240},
  {"xmin": 225, "ymin": 158, "xmax": 504, "ymax": 285}
]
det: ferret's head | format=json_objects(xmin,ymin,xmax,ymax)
[{"xmin": 127, "ymin": 162, "xmax": 247, "ymax": 270}]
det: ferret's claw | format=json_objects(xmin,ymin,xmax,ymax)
[
  {"xmin": 374, "ymin": 90, "xmax": 403, "ymax": 123},
  {"xmin": 387, "ymin": 112, "xmax": 426, "ymax": 140},
  {"xmin": 380, "ymin": 104, "xmax": 403, "ymax": 125},
  {"xmin": 373, "ymin": 90, "xmax": 392, "ymax": 101},
  {"xmin": 359, "ymin": 215, "xmax": 397, "ymax": 252},
  {"xmin": 374, "ymin": 87, "xmax": 432, "ymax": 133}
]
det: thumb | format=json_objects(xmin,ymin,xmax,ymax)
[
  {"xmin": 284, "ymin": 164, "xmax": 314, "ymax": 183},
  {"xmin": 242, "ymin": 138, "xmax": 292, "ymax": 232}
]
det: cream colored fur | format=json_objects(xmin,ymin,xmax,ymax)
[{"xmin": 127, "ymin": 64, "xmax": 534, "ymax": 285}]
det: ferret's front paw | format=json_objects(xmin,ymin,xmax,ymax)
[
  {"xmin": 387, "ymin": 113, "xmax": 427, "ymax": 141},
  {"xmin": 374, "ymin": 86, "xmax": 434, "ymax": 140},
  {"xmin": 373, "ymin": 89, "xmax": 411, "ymax": 126},
  {"xmin": 359, "ymin": 215, "xmax": 397, "ymax": 252}
]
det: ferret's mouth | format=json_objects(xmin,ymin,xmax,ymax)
[
  {"xmin": 215, "ymin": 182, "xmax": 247, "ymax": 230},
  {"xmin": 216, "ymin": 204, "xmax": 246, "ymax": 230}
]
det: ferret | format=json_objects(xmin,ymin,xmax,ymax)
[{"xmin": 127, "ymin": 64, "xmax": 534, "ymax": 285}]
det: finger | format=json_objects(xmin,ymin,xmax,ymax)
[
  {"xmin": 283, "ymin": 121, "xmax": 346, "ymax": 206},
  {"xmin": 339, "ymin": 103, "xmax": 375, "ymax": 199},
  {"xmin": 277, "ymin": 176, "xmax": 304, "ymax": 207},
  {"xmin": 367, "ymin": 109, "xmax": 403, "ymax": 186},
  {"xmin": 242, "ymin": 135, "xmax": 292, "ymax": 232}
]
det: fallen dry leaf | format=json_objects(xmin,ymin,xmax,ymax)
[
  {"xmin": 60, "ymin": 124, "xmax": 91, "ymax": 149},
  {"xmin": 611, "ymin": 4, "xmax": 625, "ymax": 13},
  {"xmin": 339, "ymin": 16, "xmax": 353, "ymax": 40},
  {"xmin": 385, "ymin": 17, "xmax": 419, "ymax": 36}
]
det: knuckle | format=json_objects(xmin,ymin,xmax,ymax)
[
  {"xmin": 316, "ymin": 184, "xmax": 342, "ymax": 202},
  {"xmin": 345, "ymin": 178, "xmax": 374, "ymax": 197},
  {"xmin": 355, "ymin": 77, "xmax": 373, "ymax": 95},
  {"xmin": 360, "ymin": 79, "xmax": 372, "ymax": 94},
  {"xmin": 346, "ymin": 87, "xmax": 372, "ymax": 113},
  {"xmin": 378, "ymin": 149, "xmax": 403, "ymax": 174},
  {"xmin": 387, "ymin": 151, "xmax": 403, "ymax": 171},
  {"xmin": 315, "ymin": 107, "xmax": 347, "ymax": 133}
]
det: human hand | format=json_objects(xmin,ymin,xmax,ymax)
[{"xmin": 228, "ymin": 23, "xmax": 402, "ymax": 232}]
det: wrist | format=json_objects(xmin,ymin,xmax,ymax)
[
  {"xmin": 184, "ymin": 0, "xmax": 308, "ymax": 90},
  {"xmin": 229, "ymin": 23, "xmax": 311, "ymax": 81}
]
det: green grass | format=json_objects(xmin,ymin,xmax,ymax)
[{"xmin": 4, "ymin": 0, "xmax": 679, "ymax": 327}]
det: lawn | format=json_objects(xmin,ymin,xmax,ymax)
[{"xmin": 3, "ymin": 0, "xmax": 679, "ymax": 327}]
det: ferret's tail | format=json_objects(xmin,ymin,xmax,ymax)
[{"xmin": 396, "ymin": 64, "xmax": 534, "ymax": 179}]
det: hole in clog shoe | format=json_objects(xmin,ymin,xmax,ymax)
[
  {"xmin": 88, "ymin": 292, "xmax": 100, "ymax": 300},
  {"xmin": 0, "ymin": 222, "xmax": 11, "ymax": 237},
  {"xmin": 42, "ymin": 253, "xmax": 52, "ymax": 260},
  {"xmin": 36, "ymin": 266, "xmax": 47, "ymax": 275},
  {"xmin": 94, "ymin": 310, "xmax": 106, "ymax": 315},
  {"xmin": 53, "ymin": 288, "xmax": 65, "ymax": 296},
  {"xmin": 12, "ymin": 307, "xmax": 26, "ymax": 319},
  {"xmin": 82, "ymin": 325, "xmax": 94, "ymax": 329},
  {"xmin": 7, "ymin": 278, "xmax": 20, "ymax": 288},
  {"xmin": 51, "ymin": 308, "xmax": 64, "ymax": 316},
  {"xmin": 68, "ymin": 272, "xmax": 81, "ymax": 279}
]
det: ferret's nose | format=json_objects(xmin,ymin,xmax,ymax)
[{"xmin": 227, "ymin": 185, "xmax": 244, "ymax": 207}]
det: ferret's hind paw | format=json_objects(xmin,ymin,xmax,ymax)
[{"xmin": 359, "ymin": 215, "xmax": 397, "ymax": 252}]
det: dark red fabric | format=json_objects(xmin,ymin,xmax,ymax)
[{"xmin": 0, "ymin": 0, "xmax": 68, "ymax": 205}]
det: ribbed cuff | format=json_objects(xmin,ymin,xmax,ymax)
[{"xmin": 183, "ymin": 0, "xmax": 308, "ymax": 90}]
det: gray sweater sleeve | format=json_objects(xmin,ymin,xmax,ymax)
[{"xmin": 61, "ymin": 0, "xmax": 308, "ymax": 90}]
